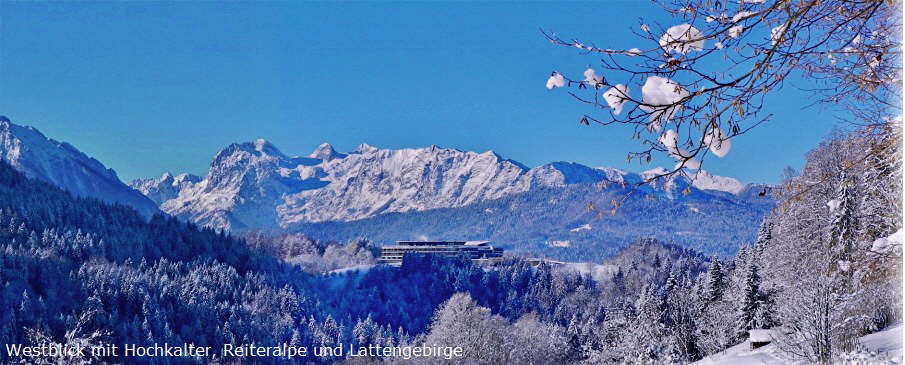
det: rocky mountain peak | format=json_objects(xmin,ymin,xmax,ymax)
[
  {"xmin": 0, "ymin": 118, "xmax": 160, "ymax": 216},
  {"xmin": 309, "ymin": 143, "xmax": 347, "ymax": 161},
  {"xmin": 132, "ymin": 139, "xmax": 758, "ymax": 231}
]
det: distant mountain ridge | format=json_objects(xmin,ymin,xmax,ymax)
[
  {"xmin": 0, "ymin": 117, "xmax": 160, "ymax": 216},
  {"xmin": 128, "ymin": 138, "xmax": 762, "ymax": 232},
  {"xmin": 0, "ymin": 118, "xmax": 769, "ymax": 258}
]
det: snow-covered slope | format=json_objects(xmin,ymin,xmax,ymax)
[
  {"xmin": 639, "ymin": 167, "xmax": 745, "ymax": 195},
  {"xmin": 691, "ymin": 339, "xmax": 786, "ymax": 365},
  {"xmin": 693, "ymin": 324, "xmax": 903, "ymax": 365},
  {"xmin": 0, "ymin": 117, "xmax": 160, "ymax": 216},
  {"xmin": 859, "ymin": 323, "xmax": 903, "ymax": 360},
  {"xmin": 690, "ymin": 170, "xmax": 745, "ymax": 194},
  {"xmin": 132, "ymin": 139, "xmax": 761, "ymax": 232}
]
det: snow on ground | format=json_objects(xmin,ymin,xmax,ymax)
[
  {"xmin": 325, "ymin": 264, "xmax": 375, "ymax": 276},
  {"xmin": 570, "ymin": 224, "xmax": 592, "ymax": 232},
  {"xmin": 692, "ymin": 340, "xmax": 787, "ymax": 365},
  {"xmin": 860, "ymin": 322, "xmax": 903, "ymax": 359},
  {"xmin": 693, "ymin": 324, "xmax": 903, "ymax": 365},
  {"xmin": 547, "ymin": 240, "xmax": 571, "ymax": 247},
  {"xmin": 528, "ymin": 259, "xmax": 619, "ymax": 282},
  {"xmin": 872, "ymin": 229, "xmax": 903, "ymax": 254},
  {"xmin": 558, "ymin": 262, "xmax": 620, "ymax": 282}
]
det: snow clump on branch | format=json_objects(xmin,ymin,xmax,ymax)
[
  {"xmin": 583, "ymin": 68, "xmax": 604, "ymax": 89},
  {"xmin": 640, "ymin": 76, "xmax": 690, "ymax": 132},
  {"xmin": 546, "ymin": 72, "xmax": 565, "ymax": 89},
  {"xmin": 603, "ymin": 84, "xmax": 631, "ymax": 115},
  {"xmin": 625, "ymin": 48, "xmax": 642, "ymax": 56},
  {"xmin": 659, "ymin": 24, "xmax": 706, "ymax": 54},
  {"xmin": 659, "ymin": 129, "xmax": 701, "ymax": 170},
  {"xmin": 732, "ymin": 11, "xmax": 756, "ymax": 22},
  {"xmin": 703, "ymin": 124, "xmax": 732, "ymax": 157},
  {"xmin": 771, "ymin": 24, "xmax": 788, "ymax": 46}
]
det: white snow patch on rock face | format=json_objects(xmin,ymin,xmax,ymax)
[
  {"xmin": 595, "ymin": 167, "xmax": 630, "ymax": 184},
  {"xmin": 308, "ymin": 143, "xmax": 347, "ymax": 161},
  {"xmin": 659, "ymin": 24, "xmax": 706, "ymax": 54}
]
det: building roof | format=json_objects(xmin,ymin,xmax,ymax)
[
  {"xmin": 393, "ymin": 240, "xmax": 493, "ymax": 247},
  {"xmin": 464, "ymin": 241, "xmax": 490, "ymax": 246},
  {"xmin": 748, "ymin": 329, "xmax": 775, "ymax": 342}
]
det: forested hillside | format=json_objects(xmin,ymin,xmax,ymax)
[{"xmin": 0, "ymin": 158, "xmax": 641, "ymax": 364}]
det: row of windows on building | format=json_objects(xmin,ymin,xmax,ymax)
[{"xmin": 379, "ymin": 240, "xmax": 504, "ymax": 266}]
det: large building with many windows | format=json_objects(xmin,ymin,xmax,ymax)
[{"xmin": 380, "ymin": 240, "xmax": 504, "ymax": 266}]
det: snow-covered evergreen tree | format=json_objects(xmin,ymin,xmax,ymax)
[
  {"xmin": 703, "ymin": 256, "xmax": 726, "ymax": 303},
  {"xmin": 734, "ymin": 262, "xmax": 761, "ymax": 341}
]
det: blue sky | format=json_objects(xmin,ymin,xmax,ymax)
[{"xmin": 0, "ymin": 1, "xmax": 844, "ymax": 183}]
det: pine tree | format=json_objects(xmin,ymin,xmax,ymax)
[
  {"xmin": 829, "ymin": 170, "xmax": 858, "ymax": 274},
  {"xmin": 753, "ymin": 288, "xmax": 777, "ymax": 329},
  {"xmin": 704, "ymin": 256, "xmax": 726, "ymax": 303},
  {"xmin": 566, "ymin": 314, "xmax": 582, "ymax": 356},
  {"xmin": 754, "ymin": 219, "xmax": 774, "ymax": 255},
  {"xmin": 0, "ymin": 310, "xmax": 17, "ymax": 359},
  {"xmin": 352, "ymin": 318, "xmax": 368, "ymax": 345},
  {"xmin": 17, "ymin": 291, "xmax": 33, "ymax": 330},
  {"xmin": 734, "ymin": 262, "xmax": 761, "ymax": 341}
]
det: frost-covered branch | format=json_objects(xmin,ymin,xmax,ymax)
[{"xmin": 543, "ymin": 0, "xmax": 901, "ymax": 181}]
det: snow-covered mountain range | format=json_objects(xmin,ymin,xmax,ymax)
[
  {"xmin": 0, "ymin": 118, "xmax": 770, "ymax": 258},
  {"xmin": 0, "ymin": 117, "xmax": 160, "ymax": 216},
  {"xmin": 128, "ymin": 138, "xmax": 762, "ymax": 233}
]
